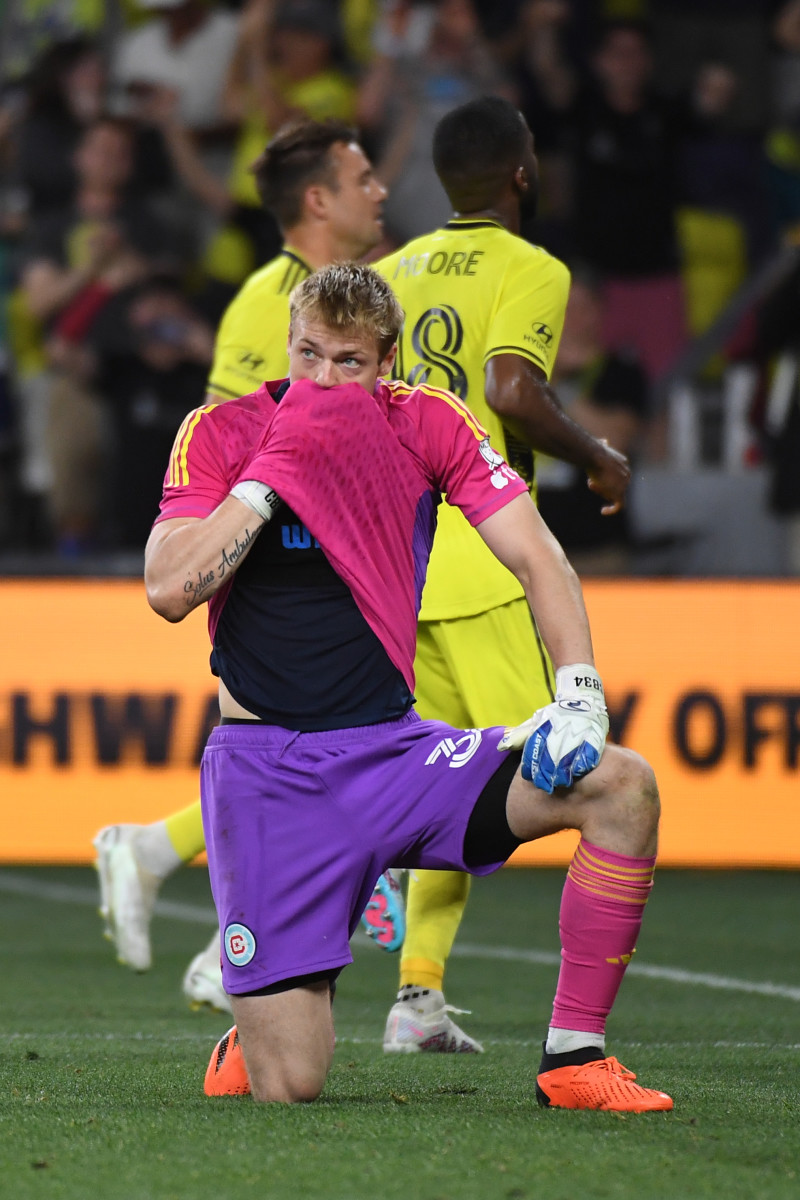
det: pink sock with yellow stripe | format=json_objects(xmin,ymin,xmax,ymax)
[{"xmin": 550, "ymin": 838, "xmax": 656, "ymax": 1038}]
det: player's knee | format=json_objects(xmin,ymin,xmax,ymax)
[
  {"xmin": 249, "ymin": 1059, "xmax": 328, "ymax": 1104},
  {"xmin": 605, "ymin": 747, "xmax": 660, "ymax": 830}
]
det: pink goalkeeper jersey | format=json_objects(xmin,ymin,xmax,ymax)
[{"xmin": 157, "ymin": 377, "xmax": 527, "ymax": 693}]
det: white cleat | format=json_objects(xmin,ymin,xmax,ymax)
[
  {"xmin": 383, "ymin": 987, "xmax": 484, "ymax": 1054},
  {"xmin": 93, "ymin": 824, "xmax": 160, "ymax": 972},
  {"xmin": 182, "ymin": 931, "xmax": 232, "ymax": 1014}
]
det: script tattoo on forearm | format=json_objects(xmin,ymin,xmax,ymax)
[
  {"xmin": 184, "ymin": 567, "xmax": 215, "ymax": 607},
  {"xmin": 182, "ymin": 528, "xmax": 260, "ymax": 608},
  {"xmin": 218, "ymin": 526, "xmax": 258, "ymax": 576}
]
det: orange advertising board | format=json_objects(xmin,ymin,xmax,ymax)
[
  {"xmin": 2, "ymin": 579, "xmax": 798, "ymax": 866},
  {"xmin": 514, "ymin": 579, "xmax": 800, "ymax": 868}
]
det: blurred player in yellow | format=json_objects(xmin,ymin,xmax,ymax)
[
  {"xmin": 95, "ymin": 100, "xmax": 630, "ymax": 1047},
  {"xmin": 373, "ymin": 95, "xmax": 629, "ymax": 1051},
  {"xmin": 93, "ymin": 117, "xmax": 392, "ymax": 1007}
]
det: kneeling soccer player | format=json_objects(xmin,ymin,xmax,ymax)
[{"xmin": 144, "ymin": 262, "xmax": 672, "ymax": 1112}]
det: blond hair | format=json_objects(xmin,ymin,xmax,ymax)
[{"xmin": 289, "ymin": 262, "xmax": 404, "ymax": 359}]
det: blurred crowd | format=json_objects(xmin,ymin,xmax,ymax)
[{"xmin": 1, "ymin": 0, "xmax": 800, "ymax": 563}]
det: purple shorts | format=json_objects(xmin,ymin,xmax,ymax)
[{"xmin": 200, "ymin": 710, "xmax": 510, "ymax": 994}]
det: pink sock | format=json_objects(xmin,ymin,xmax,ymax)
[{"xmin": 550, "ymin": 838, "xmax": 656, "ymax": 1037}]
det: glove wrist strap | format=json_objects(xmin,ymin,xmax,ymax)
[{"xmin": 555, "ymin": 663, "xmax": 604, "ymax": 700}]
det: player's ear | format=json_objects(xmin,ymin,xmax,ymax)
[
  {"xmin": 513, "ymin": 165, "xmax": 529, "ymax": 196},
  {"xmin": 379, "ymin": 343, "xmax": 398, "ymax": 377},
  {"xmin": 304, "ymin": 183, "xmax": 329, "ymax": 220}
]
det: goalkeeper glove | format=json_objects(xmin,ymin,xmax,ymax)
[{"xmin": 496, "ymin": 664, "xmax": 609, "ymax": 793}]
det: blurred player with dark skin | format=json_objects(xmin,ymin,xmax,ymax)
[
  {"xmin": 145, "ymin": 261, "xmax": 670, "ymax": 1113},
  {"xmin": 374, "ymin": 95, "xmax": 630, "ymax": 1051},
  {"xmin": 93, "ymin": 119, "xmax": 398, "ymax": 1006}
]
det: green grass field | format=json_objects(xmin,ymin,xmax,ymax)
[{"xmin": 1, "ymin": 864, "xmax": 798, "ymax": 1200}]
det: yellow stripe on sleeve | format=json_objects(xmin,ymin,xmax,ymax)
[
  {"xmin": 168, "ymin": 405, "xmax": 216, "ymax": 488},
  {"xmin": 387, "ymin": 379, "xmax": 488, "ymax": 441}
]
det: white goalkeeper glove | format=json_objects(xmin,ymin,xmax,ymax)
[{"xmin": 496, "ymin": 664, "xmax": 609, "ymax": 793}]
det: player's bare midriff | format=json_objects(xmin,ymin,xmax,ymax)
[{"xmin": 218, "ymin": 680, "xmax": 260, "ymax": 720}]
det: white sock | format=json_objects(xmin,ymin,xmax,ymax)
[
  {"xmin": 133, "ymin": 820, "xmax": 183, "ymax": 880},
  {"xmin": 545, "ymin": 1027, "xmax": 606, "ymax": 1056}
]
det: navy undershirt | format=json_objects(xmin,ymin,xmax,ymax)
[{"xmin": 210, "ymin": 382, "xmax": 414, "ymax": 730}]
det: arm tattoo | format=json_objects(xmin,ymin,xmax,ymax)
[
  {"xmin": 218, "ymin": 526, "xmax": 258, "ymax": 576},
  {"xmin": 182, "ymin": 527, "xmax": 260, "ymax": 609},
  {"xmin": 184, "ymin": 567, "xmax": 216, "ymax": 607}
]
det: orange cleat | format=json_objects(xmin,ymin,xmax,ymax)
[
  {"xmin": 536, "ymin": 1055, "xmax": 673, "ymax": 1112},
  {"xmin": 204, "ymin": 1025, "xmax": 251, "ymax": 1096}
]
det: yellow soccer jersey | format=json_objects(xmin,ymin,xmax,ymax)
[
  {"xmin": 377, "ymin": 218, "xmax": 570, "ymax": 620},
  {"xmin": 207, "ymin": 248, "xmax": 311, "ymax": 400}
]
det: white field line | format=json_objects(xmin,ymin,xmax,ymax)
[
  {"xmin": 452, "ymin": 941, "xmax": 800, "ymax": 1002},
  {"xmin": 0, "ymin": 871, "xmax": 217, "ymax": 924},
  {"xmin": 2, "ymin": 870, "xmax": 800, "ymax": 1004},
  {"xmin": 5, "ymin": 1031, "xmax": 800, "ymax": 1052}
]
